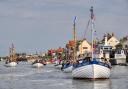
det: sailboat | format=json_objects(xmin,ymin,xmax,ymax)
[
  {"xmin": 72, "ymin": 6, "xmax": 111, "ymax": 79},
  {"xmin": 62, "ymin": 17, "xmax": 77, "ymax": 73},
  {"xmin": 5, "ymin": 43, "xmax": 18, "ymax": 67}
]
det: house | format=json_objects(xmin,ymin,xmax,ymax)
[
  {"xmin": 65, "ymin": 39, "xmax": 91, "ymax": 59},
  {"xmin": 100, "ymin": 33, "xmax": 127, "ymax": 64},
  {"xmin": 106, "ymin": 33, "xmax": 120, "ymax": 49},
  {"xmin": 120, "ymin": 36, "xmax": 128, "ymax": 49},
  {"xmin": 77, "ymin": 39, "xmax": 92, "ymax": 56}
]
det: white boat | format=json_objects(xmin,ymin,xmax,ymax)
[
  {"xmin": 63, "ymin": 64, "xmax": 73, "ymax": 73},
  {"xmin": 4, "ymin": 62, "xmax": 17, "ymax": 67},
  {"xmin": 32, "ymin": 62, "xmax": 43, "ymax": 68},
  {"xmin": 72, "ymin": 6, "xmax": 111, "ymax": 79},
  {"xmin": 115, "ymin": 49, "xmax": 126, "ymax": 64},
  {"xmin": 54, "ymin": 59, "xmax": 62, "ymax": 69},
  {"xmin": 72, "ymin": 59, "xmax": 111, "ymax": 78},
  {"xmin": 5, "ymin": 43, "xmax": 18, "ymax": 67}
]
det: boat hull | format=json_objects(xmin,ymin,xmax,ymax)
[
  {"xmin": 32, "ymin": 63, "xmax": 43, "ymax": 68},
  {"xmin": 63, "ymin": 65, "xmax": 73, "ymax": 73},
  {"xmin": 5, "ymin": 62, "xmax": 17, "ymax": 67},
  {"xmin": 72, "ymin": 64, "xmax": 110, "ymax": 79}
]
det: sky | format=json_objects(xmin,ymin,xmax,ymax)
[{"xmin": 0, "ymin": 0, "xmax": 128, "ymax": 56}]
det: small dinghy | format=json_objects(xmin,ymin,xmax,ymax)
[
  {"xmin": 54, "ymin": 59, "xmax": 62, "ymax": 69},
  {"xmin": 32, "ymin": 62, "xmax": 43, "ymax": 68},
  {"xmin": 32, "ymin": 59, "xmax": 46, "ymax": 68},
  {"xmin": 61, "ymin": 60, "xmax": 73, "ymax": 73},
  {"xmin": 5, "ymin": 61, "xmax": 17, "ymax": 67}
]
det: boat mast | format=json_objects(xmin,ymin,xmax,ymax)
[
  {"xmin": 73, "ymin": 16, "xmax": 77, "ymax": 61},
  {"xmin": 90, "ymin": 6, "xmax": 94, "ymax": 60},
  {"xmin": 11, "ymin": 43, "xmax": 16, "ymax": 62},
  {"xmin": 9, "ymin": 47, "xmax": 12, "ymax": 62}
]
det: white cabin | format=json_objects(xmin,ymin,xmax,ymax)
[{"xmin": 115, "ymin": 49, "xmax": 126, "ymax": 64}]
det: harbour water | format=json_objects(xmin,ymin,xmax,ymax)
[{"xmin": 0, "ymin": 61, "xmax": 128, "ymax": 89}]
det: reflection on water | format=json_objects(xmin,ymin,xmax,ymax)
[
  {"xmin": 93, "ymin": 80, "xmax": 111, "ymax": 89},
  {"xmin": 72, "ymin": 79, "xmax": 111, "ymax": 89}
]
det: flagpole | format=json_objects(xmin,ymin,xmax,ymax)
[
  {"xmin": 90, "ymin": 6, "xmax": 94, "ymax": 60},
  {"xmin": 73, "ymin": 16, "xmax": 77, "ymax": 62}
]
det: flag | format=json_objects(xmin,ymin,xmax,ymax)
[
  {"xmin": 90, "ymin": 6, "xmax": 95, "ymax": 20},
  {"xmin": 73, "ymin": 16, "xmax": 77, "ymax": 24}
]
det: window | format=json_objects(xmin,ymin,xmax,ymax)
[
  {"xmin": 125, "ymin": 45, "xmax": 128, "ymax": 48},
  {"xmin": 83, "ymin": 47, "xmax": 88, "ymax": 49},
  {"xmin": 104, "ymin": 48, "xmax": 108, "ymax": 50}
]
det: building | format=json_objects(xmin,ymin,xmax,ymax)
[
  {"xmin": 98, "ymin": 36, "xmax": 112, "ymax": 59},
  {"xmin": 105, "ymin": 33, "xmax": 120, "ymax": 49},
  {"xmin": 77, "ymin": 39, "xmax": 92, "ymax": 56},
  {"xmin": 120, "ymin": 36, "xmax": 128, "ymax": 49}
]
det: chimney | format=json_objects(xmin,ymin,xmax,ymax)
[{"xmin": 104, "ymin": 36, "xmax": 108, "ymax": 46}]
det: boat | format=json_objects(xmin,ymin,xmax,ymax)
[
  {"xmin": 72, "ymin": 58, "xmax": 111, "ymax": 78},
  {"xmin": 5, "ymin": 43, "xmax": 18, "ymax": 67},
  {"xmin": 54, "ymin": 59, "xmax": 62, "ymax": 69},
  {"xmin": 32, "ymin": 62, "xmax": 43, "ymax": 68},
  {"xmin": 32, "ymin": 58, "xmax": 46, "ymax": 68},
  {"xmin": 115, "ymin": 49, "xmax": 126, "ymax": 64},
  {"xmin": 62, "ymin": 63, "xmax": 73, "ymax": 73},
  {"xmin": 5, "ymin": 61, "xmax": 17, "ymax": 67},
  {"xmin": 61, "ymin": 18, "xmax": 77, "ymax": 73},
  {"xmin": 72, "ymin": 6, "xmax": 111, "ymax": 79}
]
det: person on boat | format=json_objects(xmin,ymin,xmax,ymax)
[
  {"xmin": 5, "ymin": 59, "xmax": 9, "ymax": 64},
  {"xmin": 61, "ymin": 60, "xmax": 66, "ymax": 70},
  {"xmin": 42, "ymin": 59, "xmax": 47, "ymax": 65},
  {"xmin": 104, "ymin": 58, "xmax": 112, "ymax": 68},
  {"xmin": 101, "ymin": 57, "xmax": 105, "ymax": 62},
  {"xmin": 70, "ymin": 59, "xmax": 74, "ymax": 64},
  {"xmin": 5, "ymin": 57, "xmax": 10, "ymax": 64},
  {"xmin": 66, "ymin": 60, "xmax": 70, "ymax": 66},
  {"xmin": 104, "ymin": 58, "xmax": 108, "ymax": 63},
  {"xmin": 54, "ymin": 59, "xmax": 59, "ymax": 66},
  {"xmin": 59, "ymin": 59, "xmax": 62, "ymax": 65},
  {"xmin": 73, "ymin": 60, "xmax": 79, "ymax": 68}
]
